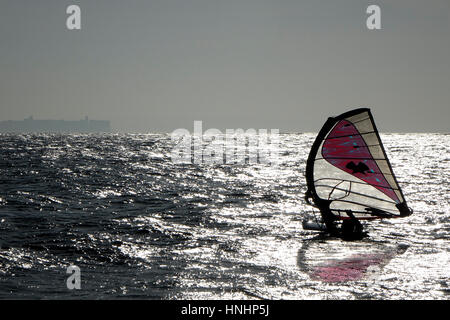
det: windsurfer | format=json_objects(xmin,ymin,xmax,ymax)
[
  {"xmin": 340, "ymin": 211, "xmax": 365, "ymax": 240},
  {"xmin": 319, "ymin": 204, "xmax": 365, "ymax": 240},
  {"xmin": 305, "ymin": 190, "xmax": 366, "ymax": 239},
  {"xmin": 319, "ymin": 206, "xmax": 340, "ymax": 236}
]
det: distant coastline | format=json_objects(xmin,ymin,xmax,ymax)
[{"xmin": 0, "ymin": 116, "xmax": 110, "ymax": 133}]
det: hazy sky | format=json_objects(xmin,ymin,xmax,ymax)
[{"xmin": 1, "ymin": 0, "xmax": 449, "ymax": 132}]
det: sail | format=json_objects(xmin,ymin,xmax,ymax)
[{"xmin": 305, "ymin": 108, "xmax": 412, "ymax": 220}]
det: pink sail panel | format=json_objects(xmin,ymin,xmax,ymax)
[{"xmin": 321, "ymin": 120, "xmax": 399, "ymax": 202}]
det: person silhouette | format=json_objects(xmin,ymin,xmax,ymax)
[{"xmin": 341, "ymin": 211, "xmax": 365, "ymax": 240}]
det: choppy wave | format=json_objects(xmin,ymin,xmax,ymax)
[{"xmin": 0, "ymin": 133, "xmax": 448, "ymax": 299}]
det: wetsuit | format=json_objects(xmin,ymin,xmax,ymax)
[
  {"xmin": 305, "ymin": 191, "xmax": 364, "ymax": 239},
  {"xmin": 321, "ymin": 207, "xmax": 364, "ymax": 240},
  {"xmin": 320, "ymin": 206, "xmax": 340, "ymax": 236},
  {"xmin": 341, "ymin": 211, "xmax": 364, "ymax": 240}
]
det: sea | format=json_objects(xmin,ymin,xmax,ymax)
[{"xmin": 0, "ymin": 133, "xmax": 448, "ymax": 299}]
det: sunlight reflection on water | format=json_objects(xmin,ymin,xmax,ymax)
[{"xmin": 0, "ymin": 133, "xmax": 448, "ymax": 299}]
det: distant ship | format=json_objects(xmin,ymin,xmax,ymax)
[{"xmin": 0, "ymin": 116, "xmax": 110, "ymax": 133}]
